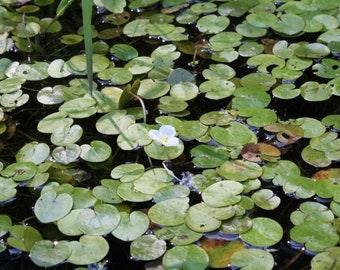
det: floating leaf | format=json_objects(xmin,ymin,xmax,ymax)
[
  {"xmin": 240, "ymin": 217, "xmax": 283, "ymax": 247},
  {"xmin": 96, "ymin": 110, "xmax": 135, "ymax": 135},
  {"xmin": 1, "ymin": 161, "xmax": 37, "ymax": 181},
  {"xmin": 34, "ymin": 190, "xmax": 73, "ymax": 223},
  {"xmin": 271, "ymin": 14, "xmax": 304, "ymax": 35},
  {"xmin": 110, "ymin": 44, "xmax": 138, "ymax": 61},
  {"xmin": 197, "ymin": 14, "xmax": 229, "ymax": 34},
  {"xmin": 37, "ymin": 85, "xmax": 64, "ymax": 104},
  {"xmin": 162, "ymin": 245, "xmax": 209, "ymax": 270},
  {"xmin": 0, "ymin": 215, "xmax": 12, "ymax": 238},
  {"xmin": 92, "ymin": 179, "xmax": 123, "ymax": 204},
  {"xmin": 112, "ymin": 211, "xmax": 149, "ymax": 241},
  {"xmin": 117, "ymin": 123, "xmax": 152, "ymax": 150},
  {"xmin": 290, "ymin": 221, "xmax": 339, "ymax": 252},
  {"xmin": 130, "ymin": 235, "xmax": 166, "ymax": 261},
  {"xmin": 294, "ymin": 42, "xmax": 330, "ymax": 58},
  {"xmin": 185, "ymin": 202, "xmax": 235, "ymax": 233},
  {"xmin": 144, "ymin": 140, "xmax": 184, "ymax": 160},
  {"xmin": 148, "ymin": 198, "xmax": 189, "ymax": 226},
  {"xmin": 111, "ymin": 163, "xmax": 145, "ymax": 182},
  {"xmin": 210, "ymin": 122, "xmax": 254, "ymax": 147},
  {"xmin": 202, "ymin": 180, "xmax": 243, "ymax": 208},
  {"xmin": 0, "ymin": 177, "xmax": 17, "ymax": 202},
  {"xmin": 231, "ymin": 249, "xmax": 275, "ymax": 270},
  {"xmin": 30, "ymin": 240, "xmax": 71, "ymax": 267},
  {"xmin": 80, "ymin": 140, "xmax": 112, "ymax": 163},
  {"xmin": 311, "ymin": 247, "xmax": 340, "ymax": 270},
  {"xmin": 77, "ymin": 204, "xmax": 120, "ymax": 235},
  {"xmin": 302, "ymin": 145, "xmax": 331, "ymax": 168},
  {"xmin": 7, "ymin": 225, "xmax": 43, "ymax": 252},
  {"xmin": 15, "ymin": 142, "xmax": 49, "ymax": 164},
  {"xmin": 217, "ymin": 160, "xmax": 262, "ymax": 182},
  {"xmin": 191, "ymin": 144, "xmax": 230, "ymax": 168},
  {"xmin": 67, "ymin": 235, "xmax": 109, "ymax": 265},
  {"xmin": 290, "ymin": 201, "xmax": 334, "ymax": 226},
  {"xmin": 117, "ymin": 182, "xmax": 153, "ymax": 202},
  {"xmin": 220, "ymin": 216, "xmax": 252, "ymax": 235},
  {"xmin": 251, "ymin": 189, "xmax": 281, "ymax": 210}
]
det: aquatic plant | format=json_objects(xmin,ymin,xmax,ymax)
[{"xmin": 0, "ymin": 0, "xmax": 339, "ymax": 269}]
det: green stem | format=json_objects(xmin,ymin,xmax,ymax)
[{"xmin": 82, "ymin": 0, "xmax": 94, "ymax": 94}]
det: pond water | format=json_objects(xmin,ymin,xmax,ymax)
[{"xmin": 0, "ymin": 0, "xmax": 340, "ymax": 270}]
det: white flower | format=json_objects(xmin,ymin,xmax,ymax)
[{"xmin": 148, "ymin": 125, "xmax": 180, "ymax": 147}]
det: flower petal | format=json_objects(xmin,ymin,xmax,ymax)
[
  {"xmin": 159, "ymin": 125, "xmax": 176, "ymax": 137},
  {"xmin": 148, "ymin": 130, "xmax": 161, "ymax": 140},
  {"xmin": 163, "ymin": 137, "xmax": 180, "ymax": 147}
]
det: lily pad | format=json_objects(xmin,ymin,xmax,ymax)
[
  {"xmin": 162, "ymin": 245, "xmax": 209, "ymax": 270},
  {"xmin": 301, "ymin": 145, "xmax": 331, "ymax": 168},
  {"xmin": 311, "ymin": 247, "xmax": 340, "ymax": 270},
  {"xmin": 240, "ymin": 217, "xmax": 283, "ymax": 247},
  {"xmin": 191, "ymin": 144, "xmax": 230, "ymax": 168},
  {"xmin": 294, "ymin": 42, "xmax": 330, "ymax": 58},
  {"xmin": 144, "ymin": 139, "xmax": 184, "ymax": 160},
  {"xmin": 220, "ymin": 216, "xmax": 253, "ymax": 235},
  {"xmin": 1, "ymin": 161, "xmax": 37, "ymax": 181},
  {"xmin": 117, "ymin": 123, "xmax": 152, "ymax": 150},
  {"xmin": 37, "ymin": 85, "xmax": 65, "ymax": 104},
  {"xmin": 185, "ymin": 202, "xmax": 235, "ymax": 233},
  {"xmin": 67, "ymin": 235, "xmax": 109, "ymax": 265},
  {"xmin": 217, "ymin": 160, "xmax": 262, "ymax": 182},
  {"xmin": 130, "ymin": 235, "xmax": 167, "ymax": 261},
  {"xmin": 209, "ymin": 122, "xmax": 254, "ymax": 147},
  {"xmin": 117, "ymin": 182, "xmax": 153, "ymax": 202},
  {"xmin": 34, "ymin": 190, "xmax": 73, "ymax": 223},
  {"xmin": 197, "ymin": 14, "xmax": 229, "ymax": 34},
  {"xmin": 110, "ymin": 44, "xmax": 138, "ymax": 61},
  {"xmin": 57, "ymin": 209, "xmax": 84, "ymax": 236},
  {"xmin": 290, "ymin": 221, "xmax": 339, "ymax": 252},
  {"xmin": 271, "ymin": 14, "xmax": 305, "ymax": 36},
  {"xmin": 111, "ymin": 211, "xmax": 149, "ymax": 241},
  {"xmin": 111, "ymin": 163, "xmax": 145, "ymax": 182},
  {"xmin": 148, "ymin": 198, "xmax": 189, "ymax": 226},
  {"xmin": 0, "ymin": 215, "xmax": 12, "ymax": 237},
  {"xmin": 202, "ymin": 180, "xmax": 243, "ymax": 208},
  {"xmin": 30, "ymin": 240, "xmax": 71, "ymax": 267},
  {"xmin": 7, "ymin": 225, "xmax": 43, "ymax": 252},
  {"xmin": 96, "ymin": 110, "xmax": 135, "ymax": 135},
  {"xmin": 77, "ymin": 204, "xmax": 120, "ymax": 235},
  {"xmin": 134, "ymin": 168, "xmax": 173, "ymax": 195},
  {"xmin": 92, "ymin": 179, "xmax": 123, "ymax": 204},
  {"xmin": 15, "ymin": 142, "xmax": 49, "ymax": 164},
  {"xmin": 80, "ymin": 140, "xmax": 112, "ymax": 163},
  {"xmin": 52, "ymin": 144, "xmax": 81, "ymax": 165},
  {"xmin": 231, "ymin": 249, "xmax": 275, "ymax": 270},
  {"xmin": 290, "ymin": 201, "xmax": 334, "ymax": 226},
  {"xmin": 251, "ymin": 189, "xmax": 281, "ymax": 210}
]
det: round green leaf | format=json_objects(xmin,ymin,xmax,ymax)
[
  {"xmin": 144, "ymin": 140, "xmax": 184, "ymax": 160},
  {"xmin": 15, "ymin": 142, "xmax": 49, "ymax": 164},
  {"xmin": 185, "ymin": 203, "xmax": 235, "ymax": 233},
  {"xmin": 92, "ymin": 179, "xmax": 123, "ymax": 204},
  {"xmin": 162, "ymin": 245, "xmax": 209, "ymax": 270},
  {"xmin": 311, "ymin": 247, "xmax": 340, "ymax": 270},
  {"xmin": 0, "ymin": 177, "xmax": 17, "ymax": 202},
  {"xmin": 7, "ymin": 225, "xmax": 43, "ymax": 252},
  {"xmin": 80, "ymin": 140, "xmax": 112, "ymax": 163},
  {"xmin": 110, "ymin": 44, "xmax": 138, "ymax": 61},
  {"xmin": 137, "ymin": 79, "xmax": 170, "ymax": 99},
  {"xmin": 111, "ymin": 163, "xmax": 145, "ymax": 182},
  {"xmin": 1, "ymin": 161, "xmax": 37, "ymax": 181},
  {"xmin": 220, "ymin": 216, "xmax": 252, "ymax": 235},
  {"xmin": 199, "ymin": 79, "xmax": 235, "ymax": 100},
  {"xmin": 59, "ymin": 97, "xmax": 97, "ymax": 118},
  {"xmin": 117, "ymin": 182, "xmax": 153, "ymax": 202},
  {"xmin": 290, "ymin": 221, "xmax": 339, "ymax": 252},
  {"xmin": 202, "ymin": 180, "xmax": 243, "ymax": 207},
  {"xmin": 290, "ymin": 201, "xmax": 334, "ymax": 226},
  {"xmin": 210, "ymin": 122, "xmax": 254, "ymax": 147},
  {"xmin": 0, "ymin": 215, "xmax": 12, "ymax": 238},
  {"xmin": 240, "ymin": 217, "xmax": 283, "ymax": 247},
  {"xmin": 67, "ymin": 235, "xmax": 109, "ymax": 265},
  {"xmin": 148, "ymin": 198, "xmax": 189, "ymax": 226},
  {"xmin": 51, "ymin": 124, "xmax": 83, "ymax": 146},
  {"xmin": 197, "ymin": 14, "xmax": 229, "ymax": 34},
  {"xmin": 217, "ymin": 160, "xmax": 262, "ymax": 182},
  {"xmin": 37, "ymin": 85, "xmax": 65, "ymax": 104},
  {"xmin": 271, "ymin": 14, "xmax": 304, "ymax": 35},
  {"xmin": 130, "ymin": 235, "xmax": 167, "ymax": 261},
  {"xmin": 231, "ymin": 249, "xmax": 274, "ymax": 270},
  {"xmin": 34, "ymin": 190, "xmax": 73, "ymax": 223},
  {"xmin": 251, "ymin": 189, "xmax": 281, "ymax": 210},
  {"xmin": 52, "ymin": 144, "xmax": 81, "ymax": 165},
  {"xmin": 191, "ymin": 144, "xmax": 230, "ymax": 168},
  {"xmin": 96, "ymin": 110, "xmax": 135, "ymax": 135},
  {"xmin": 112, "ymin": 211, "xmax": 149, "ymax": 241},
  {"xmin": 30, "ymin": 240, "xmax": 71, "ymax": 267},
  {"xmin": 97, "ymin": 67, "xmax": 133, "ymax": 85},
  {"xmin": 77, "ymin": 204, "xmax": 120, "ymax": 235},
  {"xmin": 57, "ymin": 209, "xmax": 84, "ymax": 236},
  {"xmin": 134, "ymin": 168, "xmax": 173, "ymax": 195}
]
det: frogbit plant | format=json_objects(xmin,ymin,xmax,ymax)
[
  {"xmin": 0, "ymin": 0, "xmax": 340, "ymax": 269},
  {"xmin": 148, "ymin": 125, "xmax": 180, "ymax": 147}
]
